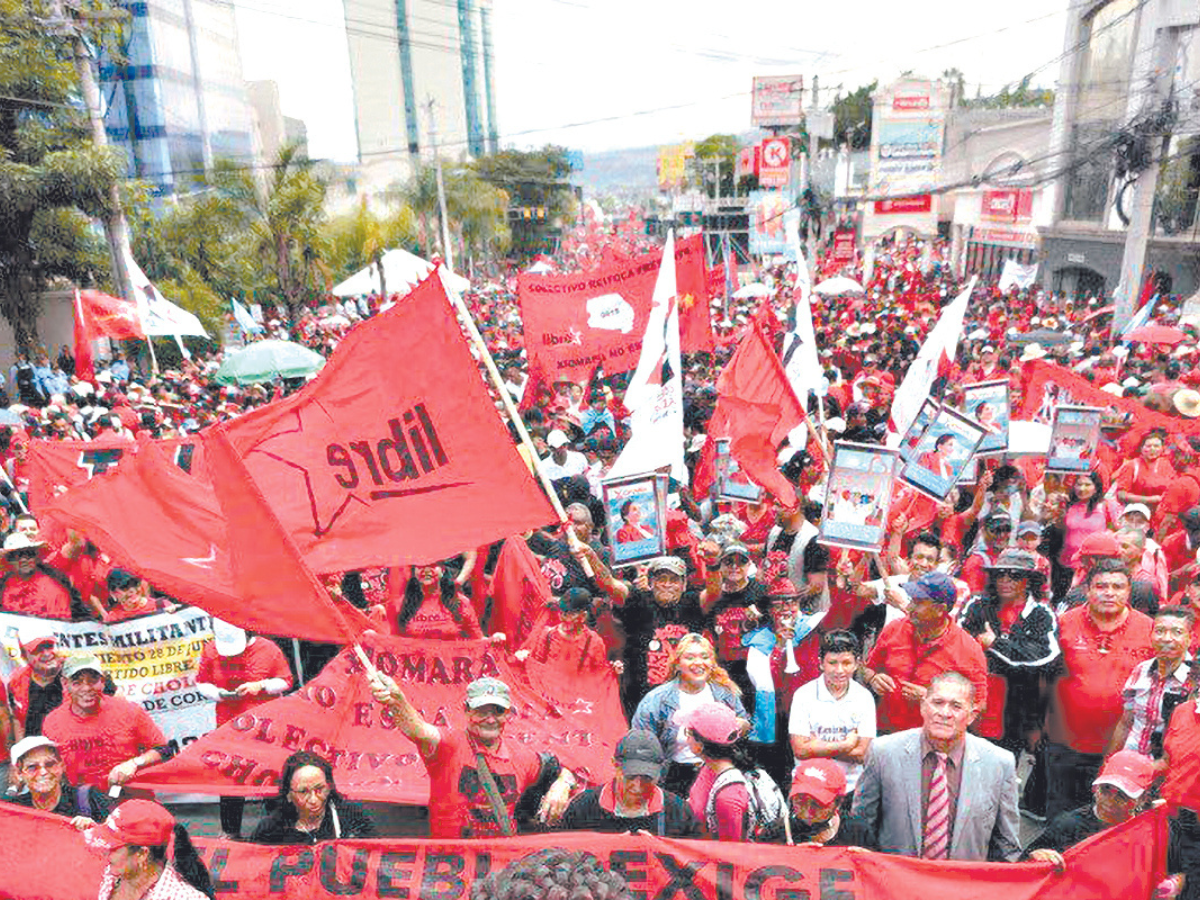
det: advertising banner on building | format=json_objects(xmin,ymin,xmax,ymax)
[
  {"xmin": 758, "ymin": 136, "xmax": 791, "ymax": 188},
  {"xmin": 748, "ymin": 190, "xmax": 791, "ymax": 256},
  {"xmin": 751, "ymin": 74, "xmax": 804, "ymax": 126}
]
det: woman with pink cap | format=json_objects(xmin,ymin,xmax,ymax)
[{"xmin": 84, "ymin": 799, "xmax": 213, "ymax": 899}]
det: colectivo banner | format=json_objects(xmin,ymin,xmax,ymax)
[
  {"xmin": 129, "ymin": 633, "xmax": 627, "ymax": 803},
  {"xmin": 0, "ymin": 608, "xmax": 215, "ymax": 749},
  {"xmin": 0, "ymin": 803, "xmax": 1168, "ymax": 900},
  {"xmin": 517, "ymin": 234, "xmax": 712, "ymax": 388}
]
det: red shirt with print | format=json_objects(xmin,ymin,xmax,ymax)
[
  {"xmin": 1050, "ymin": 606, "xmax": 1154, "ymax": 754},
  {"xmin": 196, "ymin": 637, "xmax": 294, "ymax": 726},
  {"xmin": 43, "ymin": 694, "xmax": 165, "ymax": 788},
  {"xmin": 423, "ymin": 728, "xmax": 543, "ymax": 838}
]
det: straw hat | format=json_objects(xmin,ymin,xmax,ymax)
[{"xmin": 1173, "ymin": 389, "xmax": 1200, "ymax": 419}]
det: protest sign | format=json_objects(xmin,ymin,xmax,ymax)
[
  {"xmin": 714, "ymin": 438, "xmax": 763, "ymax": 503},
  {"xmin": 601, "ymin": 473, "xmax": 668, "ymax": 567},
  {"xmin": 1047, "ymin": 406, "xmax": 1104, "ymax": 473},
  {"xmin": 129, "ymin": 633, "xmax": 627, "ymax": 802},
  {"xmin": 0, "ymin": 608, "xmax": 215, "ymax": 749},
  {"xmin": 820, "ymin": 442, "xmax": 900, "ymax": 551},
  {"xmin": 962, "ymin": 379, "xmax": 1010, "ymax": 455},
  {"xmin": 0, "ymin": 801, "xmax": 1168, "ymax": 900},
  {"xmin": 899, "ymin": 406, "xmax": 986, "ymax": 501},
  {"xmin": 898, "ymin": 398, "xmax": 939, "ymax": 463},
  {"xmin": 517, "ymin": 235, "xmax": 711, "ymax": 389}
]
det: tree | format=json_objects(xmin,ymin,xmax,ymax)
[
  {"xmin": 830, "ymin": 81, "xmax": 876, "ymax": 150},
  {"xmin": 325, "ymin": 197, "xmax": 418, "ymax": 298},
  {"xmin": 692, "ymin": 134, "xmax": 739, "ymax": 198},
  {"xmin": 396, "ymin": 163, "xmax": 508, "ymax": 268},
  {"xmin": 203, "ymin": 142, "xmax": 328, "ymax": 328},
  {"xmin": 0, "ymin": 0, "xmax": 124, "ymax": 354},
  {"xmin": 471, "ymin": 146, "xmax": 574, "ymax": 260}
]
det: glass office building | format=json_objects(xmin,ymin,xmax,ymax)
[{"xmin": 100, "ymin": 0, "xmax": 258, "ymax": 196}]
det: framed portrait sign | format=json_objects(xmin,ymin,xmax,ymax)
[
  {"xmin": 714, "ymin": 438, "xmax": 763, "ymax": 503},
  {"xmin": 818, "ymin": 441, "xmax": 901, "ymax": 552},
  {"xmin": 898, "ymin": 405, "xmax": 987, "ymax": 502},
  {"xmin": 898, "ymin": 398, "xmax": 939, "ymax": 463},
  {"xmin": 962, "ymin": 379, "xmax": 1010, "ymax": 455},
  {"xmin": 1046, "ymin": 405, "xmax": 1104, "ymax": 473},
  {"xmin": 602, "ymin": 472, "xmax": 669, "ymax": 566}
]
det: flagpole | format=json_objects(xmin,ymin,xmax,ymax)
[
  {"xmin": 442, "ymin": 285, "xmax": 574, "ymax": 528},
  {"xmin": 145, "ymin": 335, "xmax": 159, "ymax": 375}
]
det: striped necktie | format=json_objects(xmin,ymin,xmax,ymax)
[{"xmin": 923, "ymin": 751, "xmax": 950, "ymax": 859}]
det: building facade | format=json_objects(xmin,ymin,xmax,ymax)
[
  {"xmin": 1040, "ymin": 0, "xmax": 1200, "ymax": 299},
  {"xmin": 344, "ymin": 0, "xmax": 499, "ymax": 196},
  {"xmin": 100, "ymin": 0, "xmax": 259, "ymax": 196}
]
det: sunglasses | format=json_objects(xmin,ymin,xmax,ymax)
[
  {"xmin": 993, "ymin": 569, "xmax": 1028, "ymax": 580},
  {"xmin": 721, "ymin": 557, "xmax": 750, "ymax": 567},
  {"xmin": 7, "ymin": 549, "xmax": 37, "ymax": 560}
]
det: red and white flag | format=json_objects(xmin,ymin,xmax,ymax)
[
  {"xmin": 888, "ymin": 276, "xmax": 977, "ymax": 441},
  {"xmin": 73, "ymin": 289, "xmax": 145, "ymax": 341}
]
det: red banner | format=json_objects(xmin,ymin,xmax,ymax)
[
  {"xmin": 874, "ymin": 195, "xmax": 932, "ymax": 214},
  {"xmin": 982, "ymin": 189, "xmax": 1033, "ymax": 224},
  {"xmin": 75, "ymin": 289, "xmax": 145, "ymax": 341},
  {"xmin": 831, "ymin": 227, "xmax": 857, "ymax": 264},
  {"xmin": 518, "ymin": 235, "xmax": 712, "ymax": 388},
  {"xmin": 129, "ymin": 633, "xmax": 626, "ymax": 802},
  {"xmin": 0, "ymin": 802, "xmax": 1168, "ymax": 900}
]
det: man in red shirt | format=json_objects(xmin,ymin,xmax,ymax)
[
  {"xmin": 369, "ymin": 673, "xmax": 578, "ymax": 837},
  {"xmin": 515, "ymin": 588, "xmax": 618, "ymax": 677},
  {"xmin": 0, "ymin": 532, "xmax": 81, "ymax": 620},
  {"xmin": 42, "ymin": 654, "xmax": 168, "ymax": 791},
  {"xmin": 1161, "ymin": 687, "xmax": 1200, "ymax": 900},
  {"xmin": 195, "ymin": 619, "xmax": 293, "ymax": 838},
  {"xmin": 862, "ymin": 571, "xmax": 988, "ymax": 734},
  {"xmin": 1045, "ymin": 559, "xmax": 1154, "ymax": 820}
]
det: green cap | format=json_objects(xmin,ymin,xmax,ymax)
[{"xmin": 465, "ymin": 677, "xmax": 511, "ymax": 710}]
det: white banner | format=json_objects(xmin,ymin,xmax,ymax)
[
  {"xmin": 0, "ymin": 608, "xmax": 217, "ymax": 752},
  {"xmin": 998, "ymin": 258, "xmax": 1038, "ymax": 292}
]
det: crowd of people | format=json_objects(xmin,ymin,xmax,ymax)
[{"xmin": 2, "ymin": 229, "xmax": 1200, "ymax": 899}]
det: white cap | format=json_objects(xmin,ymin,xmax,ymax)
[
  {"xmin": 213, "ymin": 619, "xmax": 248, "ymax": 657},
  {"xmin": 10, "ymin": 735, "xmax": 56, "ymax": 769},
  {"xmin": 1121, "ymin": 503, "xmax": 1152, "ymax": 521},
  {"xmin": 546, "ymin": 429, "xmax": 570, "ymax": 449}
]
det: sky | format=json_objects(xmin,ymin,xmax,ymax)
[{"xmin": 234, "ymin": 0, "xmax": 1071, "ymax": 163}]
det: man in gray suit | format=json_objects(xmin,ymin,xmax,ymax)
[{"xmin": 852, "ymin": 670, "xmax": 1021, "ymax": 861}]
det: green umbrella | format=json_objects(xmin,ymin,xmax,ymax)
[{"xmin": 214, "ymin": 340, "xmax": 326, "ymax": 385}]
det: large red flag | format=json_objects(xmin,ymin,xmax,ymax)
[
  {"xmin": 206, "ymin": 425, "xmax": 362, "ymax": 644},
  {"xmin": 712, "ymin": 319, "xmax": 806, "ymax": 506},
  {"xmin": 488, "ymin": 537, "xmax": 554, "ymax": 644},
  {"xmin": 75, "ymin": 289, "xmax": 145, "ymax": 340},
  {"xmin": 71, "ymin": 289, "xmax": 95, "ymax": 381},
  {"xmin": 518, "ymin": 235, "xmax": 712, "ymax": 392},
  {"xmin": 43, "ymin": 439, "xmax": 370, "ymax": 642},
  {"xmin": 220, "ymin": 273, "xmax": 556, "ymax": 573},
  {"xmin": 129, "ymin": 634, "xmax": 626, "ymax": 801}
]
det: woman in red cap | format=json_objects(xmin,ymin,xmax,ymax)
[{"xmin": 85, "ymin": 799, "xmax": 213, "ymax": 899}]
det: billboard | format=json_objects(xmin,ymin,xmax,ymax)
[
  {"xmin": 758, "ymin": 136, "xmax": 791, "ymax": 188},
  {"xmin": 752, "ymin": 75, "xmax": 804, "ymax": 126}
]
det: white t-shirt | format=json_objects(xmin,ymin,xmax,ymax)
[
  {"xmin": 540, "ymin": 450, "xmax": 588, "ymax": 482},
  {"xmin": 788, "ymin": 675, "xmax": 877, "ymax": 791},
  {"xmin": 671, "ymin": 684, "xmax": 715, "ymax": 764}
]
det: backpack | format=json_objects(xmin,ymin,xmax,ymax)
[{"xmin": 704, "ymin": 766, "xmax": 787, "ymax": 842}]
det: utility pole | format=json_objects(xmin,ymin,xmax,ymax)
[
  {"xmin": 45, "ymin": 0, "xmax": 135, "ymax": 308},
  {"xmin": 1111, "ymin": 0, "xmax": 1181, "ymax": 334},
  {"xmin": 424, "ymin": 98, "xmax": 455, "ymax": 273}
]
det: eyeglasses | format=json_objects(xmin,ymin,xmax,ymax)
[
  {"xmin": 21, "ymin": 760, "xmax": 61, "ymax": 773},
  {"xmin": 721, "ymin": 557, "xmax": 750, "ymax": 567},
  {"xmin": 8, "ymin": 549, "xmax": 37, "ymax": 560},
  {"xmin": 289, "ymin": 783, "xmax": 330, "ymax": 799}
]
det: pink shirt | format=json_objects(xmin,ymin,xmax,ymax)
[
  {"xmin": 1060, "ymin": 498, "xmax": 1120, "ymax": 568},
  {"xmin": 689, "ymin": 765, "xmax": 750, "ymax": 840}
]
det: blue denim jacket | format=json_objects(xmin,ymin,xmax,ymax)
[{"xmin": 630, "ymin": 678, "xmax": 748, "ymax": 754}]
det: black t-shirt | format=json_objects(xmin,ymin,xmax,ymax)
[
  {"xmin": 249, "ymin": 797, "xmax": 376, "ymax": 844},
  {"xmin": 802, "ymin": 539, "xmax": 829, "ymax": 577},
  {"xmin": 526, "ymin": 533, "xmax": 605, "ymax": 596},
  {"xmin": 614, "ymin": 588, "xmax": 705, "ymax": 688},
  {"xmin": 1024, "ymin": 805, "xmax": 1105, "ymax": 854},
  {"xmin": 24, "ymin": 679, "xmax": 64, "ymax": 737},
  {"xmin": 560, "ymin": 787, "xmax": 701, "ymax": 837},
  {"xmin": 705, "ymin": 580, "xmax": 769, "ymax": 663}
]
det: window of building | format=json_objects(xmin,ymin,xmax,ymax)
[{"xmin": 1062, "ymin": 0, "xmax": 1140, "ymax": 222}]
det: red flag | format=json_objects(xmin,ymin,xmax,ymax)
[
  {"xmin": 129, "ymin": 634, "xmax": 626, "ymax": 801},
  {"xmin": 712, "ymin": 320, "xmax": 805, "ymax": 506},
  {"xmin": 75, "ymin": 289, "xmax": 145, "ymax": 340},
  {"xmin": 220, "ymin": 273, "xmax": 556, "ymax": 573},
  {"xmin": 206, "ymin": 424, "xmax": 362, "ymax": 644},
  {"xmin": 43, "ymin": 439, "xmax": 370, "ymax": 642},
  {"xmin": 489, "ymin": 537, "xmax": 554, "ymax": 644},
  {"xmin": 72, "ymin": 290, "xmax": 95, "ymax": 381}
]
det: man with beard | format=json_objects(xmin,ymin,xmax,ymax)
[{"xmin": 592, "ymin": 555, "xmax": 705, "ymax": 716}]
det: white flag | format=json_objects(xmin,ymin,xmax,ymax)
[
  {"xmin": 122, "ymin": 250, "xmax": 210, "ymax": 338},
  {"xmin": 607, "ymin": 231, "xmax": 687, "ymax": 484},
  {"xmin": 231, "ymin": 297, "xmax": 263, "ymax": 334},
  {"xmin": 781, "ymin": 219, "xmax": 824, "ymax": 407},
  {"xmin": 998, "ymin": 258, "xmax": 1038, "ymax": 292},
  {"xmin": 887, "ymin": 276, "xmax": 977, "ymax": 444}
]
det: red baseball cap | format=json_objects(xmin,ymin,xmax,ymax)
[
  {"xmin": 85, "ymin": 800, "xmax": 175, "ymax": 851},
  {"xmin": 789, "ymin": 759, "xmax": 847, "ymax": 805},
  {"xmin": 1094, "ymin": 750, "xmax": 1156, "ymax": 799},
  {"xmin": 1076, "ymin": 531, "xmax": 1120, "ymax": 561}
]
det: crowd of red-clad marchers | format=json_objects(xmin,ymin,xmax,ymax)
[{"xmin": 2, "ymin": 231, "xmax": 1200, "ymax": 900}]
